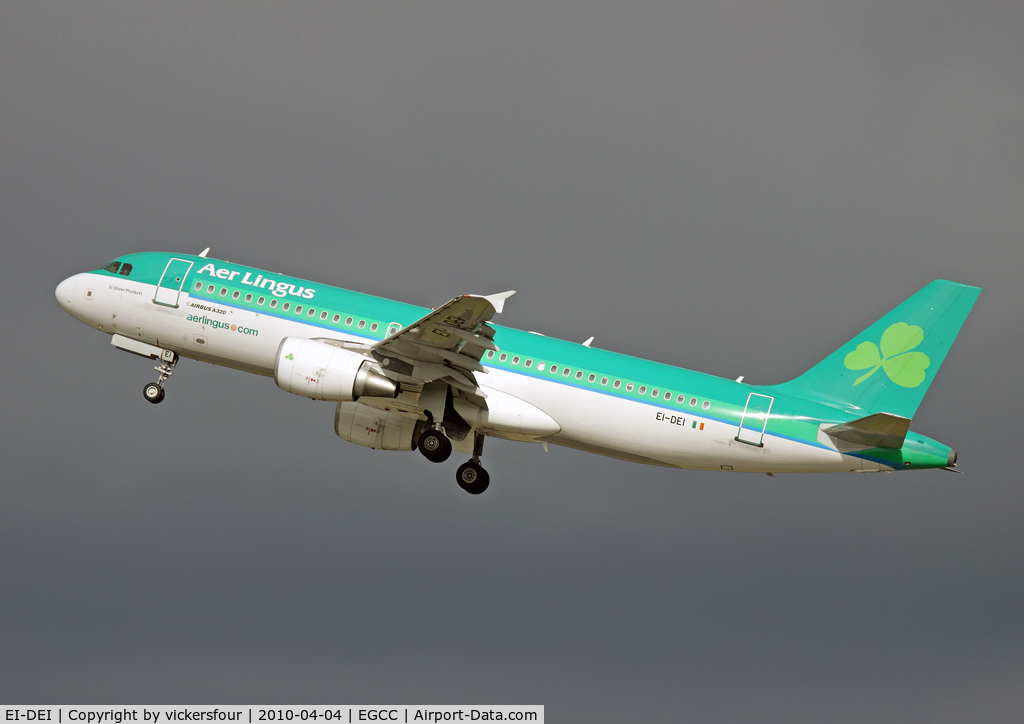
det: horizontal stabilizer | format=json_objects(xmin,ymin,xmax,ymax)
[{"xmin": 824, "ymin": 412, "xmax": 910, "ymax": 449}]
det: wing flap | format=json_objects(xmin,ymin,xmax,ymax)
[
  {"xmin": 409, "ymin": 343, "xmax": 488, "ymax": 373},
  {"xmin": 435, "ymin": 323, "xmax": 499, "ymax": 351},
  {"xmin": 372, "ymin": 291, "xmax": 513, "ymax": 392}
]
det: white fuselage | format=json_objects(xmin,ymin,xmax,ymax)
[{"xmin": 57, "ymin": 271, "xmax": 889, "ymax": 473}]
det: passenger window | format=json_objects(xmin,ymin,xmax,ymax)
[
  {"xmin": 219, "ymin": 288, "xmax": 227, "ymax": 297},
  {"xmin": 232, "ymin": 291, "xmax": 240, "ymax": 300},
  {"xmin": 575, "ymin": 371, "xmax": 583, "ymax": 380},
  {"xmin": 258, "ymin": 297, "xmax": 265, "ymax": 305},
  {"xmin": 207, "ymin": 284, "xmax": 215, "ymax": 293},
  {"xmin": 525, "ymin": 359, "xmax": 533, "ymax": 368},
  {"xmin": 332, "ymin": 314, "xmax": 340, "ymax": 323},
  {"xmin": 270, "ymin": 299, "xmax": 278, "ymax": 308},
  {"xmin": 295, "ymin": 305, "xmax": 303, "ymax": 314},
  {"xmin": 104, "ymin": 261, "xmax": 121, "ymax": 273},
  {"xmin": 487, "ymin": 350, "xmax": 495, "ymax": 359},
  {"xmin": 245, "ymin": 293, "xmax": 253, "ymax": 303},
  {"xmin": 321, "ymin": 311, "xmax": 328, "ymax": 320},
  {"xmin": 512, "ymin": 356, "xmax": 520, "ymax": 365},
  {"xmin": 588, "ymin": 374, "xmax": 596, "ymax": 383},
  {"xmin": 346, "ymin": 317, "xmax": 353, "ymax": 326},
  {"xmin": 283, "ymin": 302, "xmax": 290, "ymax": 311},
  {"xmin": 563, "ymin": 368, "xmax": 571, "ymax": 377},
  {"xmin": 614, "ymin": 380, "xmax": 621, "ymax": 389},
  {"xmin": 664, "ymin": 391, "xmax": 671, "ymax": 400},
  {"xmin": 639, "ymin": 386, "xmax": 646, "ymax": 395},
  {"xmin": 537, "ymin": 362, "xmax": 545, "ymax": 371},
  {"xmin": 550, "ymin": 365, "xmax": 558, "ymax": 373},
  {"xmin": 194, "ymin": 282, "xmax": 202, "ymax": 291},
  {"xmin": 677, "ymin": 394, "xmax": 685, "ymax": 403},
  {"xmin": 600, "ymin": 376, "xmax": 608, "ymax": 385},
  {"xmin": 308, "ymin": 308, "xmax": 316, "ymax": 317},
  {"xmin": 358, "ymin": 320, "xmax": 365, "ymax": 329},
  {"xmin": 703, "ymin": 400, "xmax": 711, "ymax": 410},
  {"xmin": 500, "ymin": 353, "xmax": 507, "ymax": 362},
  {"xmin": 371, "ymin": 323, "xmax": 379, "ymax": 332},
  {"xmin": 652, "ymin": 388, "xmax": 659, "ymax": 397},
  {"xmin": 690, "ymin": 397, "xmax": 698, "ymax": 407}
]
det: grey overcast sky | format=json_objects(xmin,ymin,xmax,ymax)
[{"xmin": 2, "ymin": 1, "xmax": 1022, "ymax": 720}]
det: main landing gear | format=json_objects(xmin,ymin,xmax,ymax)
[
  {"xmin": 417, "ymin": 427, "xmax": 491, "ymax": 494},
  {"xmin": 418, "ymin": 426, "xmax": 453, "ymax": 463},
  {"xmin": 456, "ymin": 432, "xmax": 490, "ymax": 495},
  {"xmin": 143, "ymin": 349, "xmax": 178, "ymax": 404}
]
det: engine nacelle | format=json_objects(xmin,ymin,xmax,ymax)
[
  {"xmin": 275, "ymin": 337, "xmax": 398, "ymax": 401},
  {"xmin": 335, "ymin": 401, "xmax": 427, "ymax": 451}
]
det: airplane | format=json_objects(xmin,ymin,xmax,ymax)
[{"xmin": 55, "ymin": 249, "xmax": 980, "ymax": 494}]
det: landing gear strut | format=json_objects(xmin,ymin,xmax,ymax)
[
  {"xmin": 456, "ymin": 432, "xmax": 490, "ymax": 495},
  {"xmin": 143, "ymin": 349, "xmax": 178, "ymax": 404},
  {"xmin": 418, "ymin": 425, "xmax": 452, "ymax": 463}
]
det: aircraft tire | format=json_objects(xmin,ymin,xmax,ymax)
[
  {"xmin": 143, "ymin": 382, "xmax": 165, "ymax": 404},
  {"xmin": 418, "ymin": 430, "xmax": 452, "ymax": 463},
  {"xmin": 456, "ymin": 461, "xmax": 490, "ymax": 495}
]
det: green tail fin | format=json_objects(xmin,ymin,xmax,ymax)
[{"xmin": 773, "ymin": 280, "xmax": 981, "ymax": 418}]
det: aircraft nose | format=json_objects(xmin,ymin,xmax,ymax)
[{"xmin": 55, "ymin": 275, "xmax": 78, "ymax": 314}]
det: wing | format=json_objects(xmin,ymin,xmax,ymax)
[{"xmin": 370, "ymin": 291, "xmax": 515, "ymax": 393}]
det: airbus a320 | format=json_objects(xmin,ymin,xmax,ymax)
[{"xmin": 55, "ymin": 250, "xmax": 979, "ymax": 494}]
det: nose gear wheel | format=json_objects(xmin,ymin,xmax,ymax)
[
  {"xmin": 143, "ymin": 382, "xmax": 165, "ymax": 404},
  {"xmin": 142, "ymin": 349, "xmax": 177, "ymax": 404}
]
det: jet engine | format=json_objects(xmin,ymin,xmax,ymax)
[
  {"xmin": 275, "ymin": 337, "xmax": 398, "ymax": 401},
  {"xmin": 335, "ymin": 401, "xmax": 428, "ymax": 451}
]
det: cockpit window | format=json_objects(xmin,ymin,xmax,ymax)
[
  {"xmin": 104, "ymin": 261, "xmax": 121, "ymax": 273},
  {"xmin": 118, "ymin": 263, "xmax": 133, "ymax": 276}
]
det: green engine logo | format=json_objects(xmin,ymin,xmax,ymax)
[{"xmin": 844, "ymin": 322, "xmax": 931, "ymax": 388}]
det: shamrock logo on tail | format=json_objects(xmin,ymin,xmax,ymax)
[{"xmin": 844, "ymin": 322, "xmax": 931, "ymax": 388}]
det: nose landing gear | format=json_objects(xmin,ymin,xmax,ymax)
[
  {"xmin": 456, "ymin": 432, "xmax": 490, "ymax": 495},
  {"xmin": 143, "ymin": 349, "xmax": 178, "ymax": 404},
  {"xmin": 143, "ymin": 382, "xmax": 165, "ymax": 403}
]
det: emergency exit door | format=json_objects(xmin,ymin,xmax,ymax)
[{"xmin": 153, "ymin": 258, "xmax": 194, "ymax": 308}]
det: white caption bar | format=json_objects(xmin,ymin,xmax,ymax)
[{"xmin": 0, "ymin": 707, "xmax": 542, "ymax": 724}]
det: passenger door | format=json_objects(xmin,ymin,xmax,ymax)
[
  {"xmin": 736, "ymin": 392, "xmax": 774, "ymax": 447},
  {"xmin": 153, "ymin": 258, "xmax": 194, "ymax": 308}
]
